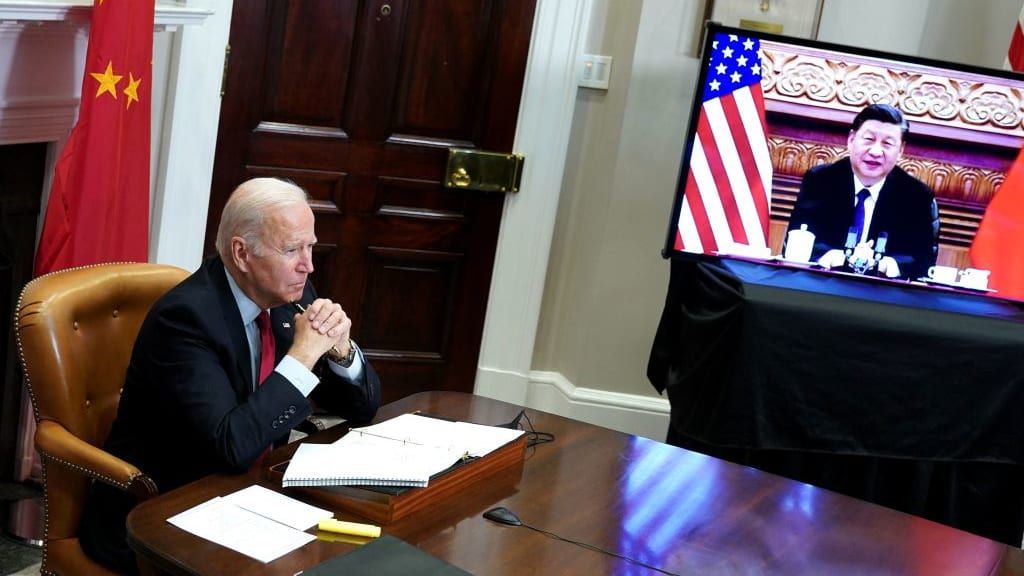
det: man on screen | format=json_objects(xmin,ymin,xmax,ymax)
[{"xmin": 786, "ymin": 104, "xmax": 939, "ymax": 279}]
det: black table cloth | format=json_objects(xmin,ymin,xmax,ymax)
[{"xmin": 648, "ymin": 257, "xmax": 1024, "ymax": 545}]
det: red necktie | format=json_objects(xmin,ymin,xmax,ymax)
[
  {"xmin": 252, "ymin": 310, "xmax": 275, "ymax": 471},
  {"xmin": 256, "ymin": 310, "xmax": 275, "ymax": 385}
]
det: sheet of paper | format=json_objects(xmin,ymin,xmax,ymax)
[
  {"xmin": 334, "ymin": 431, "xmax": 460, "ymax": 474},
  {"xmin": 222, "ymin": 484, "xmax": 333, "ymax": 531},
  {"xmin": 167, "ymin": 497, "xmax": 315, "ymax": 563},
  {"xmin": 349, "ymin": 413, "xmax": 524, "ymax": 457},
  {"xmin": 453, "ymin": 420, "xmax": 526, "ymax": 457}
]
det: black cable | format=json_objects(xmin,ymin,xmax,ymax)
[{"xmin": 518, "ymin": 410, "xmax": 554, "ymax": 447}]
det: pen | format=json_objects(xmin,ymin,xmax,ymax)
[{"xmin": 290, "ymin": 302, "xmax": 343, "ymax": 357}]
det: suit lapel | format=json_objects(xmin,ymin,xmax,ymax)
[
  {"xmin": 869, "ymin": 169, "xmax": 900, "ymax": 239},
  {"xmin": 835, "ymin": 160, "xmax": 857, "ymax": 231},
  {"xmin": 207, "ymin": 257, "xmax": 254, "ymax": 395},
  {"xmin": 270, "ymin": 305, "xmax": 296, "ymax": 363}
]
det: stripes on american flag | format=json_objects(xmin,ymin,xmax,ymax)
[
  {"xmin": 675, "ymin": 32, "xmax": 772, "ymax": 254},
  {"xmin": 1008, "ymin": 4, "xmax": 1024, "ymax": 72}
]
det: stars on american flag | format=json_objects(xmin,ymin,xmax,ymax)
[{"xmin": 703, "ymin": 33, "xmax": 762, "ymax": 101}]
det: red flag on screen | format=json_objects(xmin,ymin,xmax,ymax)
[
  {"xmin": 969, "ymin": 5, "xmax": 1024, "ymax": 299},
  {"xmin": 1007, "ymin": 4, "xmax": 1024, "ymax": 71},
  {"xmin": 33, "ymin": 0, "xmax": 154, "ymax": 276},
  {"xmin": 970, "ymin": 152, "xmax": 1024, "ymax": 300},
  {"xmin": 675, "ymin": 32, "xmax": 772, "ymax": 254}
]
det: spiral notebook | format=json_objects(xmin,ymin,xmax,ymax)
[{"xmin": 282, "ymin": 413, "xmax": 524, "ymax": 488}]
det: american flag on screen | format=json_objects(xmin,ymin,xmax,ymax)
[{"xmin": 675, "ymin": 32, "xmax": 772, "ymax": 254}]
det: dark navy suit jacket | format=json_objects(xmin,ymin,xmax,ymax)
[
  {"xmin": 786, "ymin": 158, "xmax": 938, "ymax": 280},
  {"xmin": 81, "ymin": 256, "xmax": 380, "ymax": 573}
]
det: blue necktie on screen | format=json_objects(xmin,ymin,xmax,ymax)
[{"xmin": 852, "ymin": 188, "xmax": 870, "ymax": 242}]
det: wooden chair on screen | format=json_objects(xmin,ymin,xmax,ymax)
[{"xmin": 15, "ymin": 263, "xmax": 188, "ymax": 575}]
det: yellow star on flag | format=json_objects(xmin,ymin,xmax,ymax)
[
  {"xmin": 90, "ymin": 61, "xmax": 122, "ymax": 100},
  {"xmin": 124, "ymin": 73, "xmax": 142, "ymax": 109}
]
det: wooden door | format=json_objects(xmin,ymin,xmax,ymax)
[{"xmin": 208, "ymin": 1, "xmax": 536, "ymax": 402}]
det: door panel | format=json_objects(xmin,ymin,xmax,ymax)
[
  {"xmin": 392, "ymin": 2, "xmax": 493, "ymax": 141},
  {"xmin": 210, "ymin": 0, "xmax": 536, "ymax": 402},
  {"xmin": 262, "ymin": 2, "xmax": 360, "ymax": 128}
]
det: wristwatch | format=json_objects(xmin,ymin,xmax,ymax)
[{"xmin": 327, "ymin": 340, "xmax": 357, "ymax": 368}]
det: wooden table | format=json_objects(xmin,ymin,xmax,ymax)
[{"xmin": 127, "ymin": 392, "xmax": 1024, "ymax": 575}]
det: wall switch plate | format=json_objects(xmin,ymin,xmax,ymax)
[{"xmin": 579, "ymin": 54, "xmax": 612, "ymax": 90}]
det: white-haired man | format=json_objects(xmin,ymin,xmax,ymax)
[{"xmin": 80, "ymin": 177, "xmax": 381, "ymax": 573}]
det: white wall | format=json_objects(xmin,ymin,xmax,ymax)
[
  {"xmin": 817, "ymin": 0, "xmax": 931, "ymax": 54},
  {"xmin": 149, "ymin": 0, "xmax": 233, "ymax": 271},
  {"xmin": 818, "ymin": 0, "xmax": 1020, "ymax": 67},
  {"xmin": 534, "ymin": 0, "xmax": 698, "ymax": 401},
  {"xmin": 916, "ymin": 0, "xmax": 1019, "ymax": 68}
]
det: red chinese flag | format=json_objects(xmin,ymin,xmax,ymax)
[
  {"xmin": 33, "ymin": 0, "xmax": 154, "ymax": 276},
  {"xmin": 970, "ymin": 152, "xmax": 1024, "ymax": 299}
]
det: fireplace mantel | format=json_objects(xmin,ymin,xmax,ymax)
[
  {"xmin": 0, "ymin": 1, "xmax": 211, "ymax": 30},
  {"xmin": 0, "ymin": 1, "xmax": 212, "ymax": 145}
]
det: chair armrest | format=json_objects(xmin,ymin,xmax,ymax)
[{"xmin": 35, "ymin": 419, "xmax": 159, "ymax": 501}]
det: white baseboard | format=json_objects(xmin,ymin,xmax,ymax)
[{"xmin": 475, "ymin": 367, "xmax": 670, "ymax": 441}]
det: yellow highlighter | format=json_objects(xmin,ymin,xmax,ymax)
[{"xmin": 318, "ymin": 518, "xmax": 382, "ymax": 539}]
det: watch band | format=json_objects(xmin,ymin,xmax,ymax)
[{"xmin": 329, "ymin": 340, "xmax": 357, "ymax": 368}]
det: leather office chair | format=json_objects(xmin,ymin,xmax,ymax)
[{"xmin": 15, "ymin": 262, "xmax": 188, "ymax": 576}]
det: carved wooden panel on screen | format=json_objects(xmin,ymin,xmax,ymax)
[{"xmin": 209, "ymin": 0, "xmax": 536, "ymax": 402}]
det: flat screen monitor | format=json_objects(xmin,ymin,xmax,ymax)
[{"xmin": 664, "ymin": 23, "xmax": 1024, "ymax": 305}]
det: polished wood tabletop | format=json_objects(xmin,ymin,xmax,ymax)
[{"xmin": 127, "ymin": 391, "xmax": 1024, "ymax": 575}]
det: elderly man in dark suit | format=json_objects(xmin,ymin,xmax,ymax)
[
  {"xmin": 786, "ymin": 104, "xmax": 939, "ymax": 279},
  {"xmin": 80, "ymin": 177, "xmax": 381, "ymax": 574}
]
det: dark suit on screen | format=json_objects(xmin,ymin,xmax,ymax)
[
  {"xmin": 786, "ymin": 157, "xmax": 938, "ymax": 280},
  {"xmin": 80, "ymin": 255, "xmax": 381, "ymax": 573}
]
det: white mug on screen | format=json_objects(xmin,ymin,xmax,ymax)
[
  {"xmin": 959, "ymin": 268, "xmax": 990, "ymax": 290},
  {"xmin": 927, "ymin": 265, "xmax": 958, "ymax": 284},
  {"xmin": 784, "ymin": 224, "xmax": 814, "ymax": 263}
]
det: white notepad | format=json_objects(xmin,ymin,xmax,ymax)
[
  {"xmin": 282, "ymin": 440, "xmax": 441, "ymax": 488},
  {"xmin": 281, "ymin": 413, "xmax": 524, "ymax": 488}
]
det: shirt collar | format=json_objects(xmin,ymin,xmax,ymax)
[
  {"xmin": 224, "ymin": 267, "xmax": 263, "ymax": 325},
  {"xmin": 853, "ymin": 173, "xmax": 886, "ymax": 200}
]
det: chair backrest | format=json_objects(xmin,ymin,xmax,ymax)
[{"xmin": 15, "ymin": 262, "xmax": 188, "ymax": 572}]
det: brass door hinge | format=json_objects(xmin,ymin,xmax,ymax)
[{"xmin": 220, "ymin": 44, "xmax": 231, "ymax": 98}]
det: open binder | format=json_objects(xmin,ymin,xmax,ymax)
[{"xmin": 267, "ymin": 413, "xmax": 528, "ymax": 524}]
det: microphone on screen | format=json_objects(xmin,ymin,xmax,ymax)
[
  {"xmin": 843, "ymin": 226, "xmax": 858, "ymax": 269},
  {"xmin": 844, "ymin": 226, "xmax": 859, "ymax": 252},
  {"xmin": 874, "ymin": 231, "xmax": 888, "ymax": 256}
]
